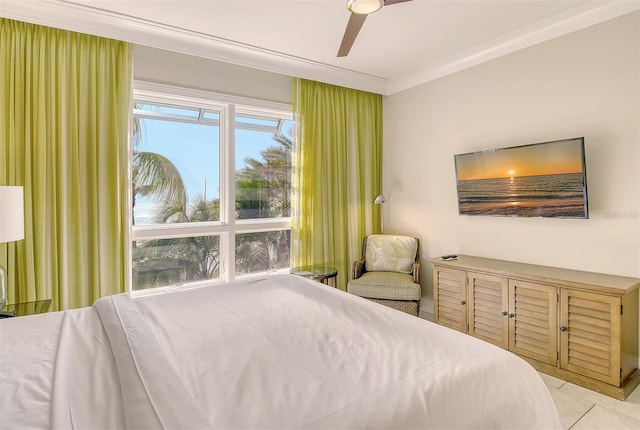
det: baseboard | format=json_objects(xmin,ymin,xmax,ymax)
[{"xmin": 419, "ymin": 298, "xmax": 434, "ymax": 322}]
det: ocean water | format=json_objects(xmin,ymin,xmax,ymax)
[{"xmin": 457, "ymin": 173, "xmax": 587, "ymax": 218}]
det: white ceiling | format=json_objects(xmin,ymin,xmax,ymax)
[{"xmin": 2, "ymin": 0, "xmax": 638, "ymax": 94}]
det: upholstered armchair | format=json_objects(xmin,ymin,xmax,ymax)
[{"xmin": 347, "ymin": 235, "xmax": 421, "ymax": 316}]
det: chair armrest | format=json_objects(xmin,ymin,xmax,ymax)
[
  {"xmin": 352, "ymin": 259, "xmax": 366, "ymax": 279},
  {"xmin": 412, "ymin": 262, "xmax": 420, "ymax": 284}
]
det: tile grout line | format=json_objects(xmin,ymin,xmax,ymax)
[
  {"xmin": 591, "ymin": 402, "xmax": 640, "ymax": 422},
  {"xmin": 567, "ymin": 404, "xmax": 596, "ymax": 430}
]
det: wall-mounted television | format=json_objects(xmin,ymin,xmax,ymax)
[{"xmin": 454, "ymin": 137, "xmax": 588, "ymax": 219}]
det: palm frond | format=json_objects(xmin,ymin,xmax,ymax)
[{"xmin": 133, "ymin": 150, "xmax": 187, "ymax": 216}]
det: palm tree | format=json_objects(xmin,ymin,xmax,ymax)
[
  {"xmin": 133, "ymin": 194, "xmax": 220, "ymax": 288},
  {"xmin": 131, "ymin": 112, "xmax": 203, "ymax": 289},
  {"xmin": 132, "ymin": 151, "xmax": 187, "ymax": 224},
  {"xmin": 131, "ymin": 107, "xmax": 187, "ymax": 225},
  {"xmin": 235, "ymin": 133, "xmax": 292, "ymax": 274},
  {"xmin": 235, "ymin": 132, "xmax": 292, "ymax": 219}
]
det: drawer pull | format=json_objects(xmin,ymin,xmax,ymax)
[
  {"xmin": 501, "ymin": 311, "xmax": 508, "ymax": 316},
  {"xmin": 508, "ymin": 313, "xmax": 515, "ymax": 318},
  {"xmin": 560, "ymin": 326, "xmax": 567, "ymax": 332}
]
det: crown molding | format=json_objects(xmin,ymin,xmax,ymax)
[
  {"xmin": 387, "ymin": 1, "xmax": 640, "ymax": 94},
  {"xmin": 2, "ymin": 1, "xmax": 638, "ymax": 96},
  {"xmin": 1, "ymin": 0, "xmax": 388, "ymax": 94}
]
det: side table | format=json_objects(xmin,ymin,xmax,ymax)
[
  {"xmin": 290, "ymin": 265, "xmax": 338, "ymax": 287},
  {"xmin": 0, "ymin": 299, "xmax": 52, "ymax": 318}
]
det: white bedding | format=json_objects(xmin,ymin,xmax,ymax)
[{"xmin": 0, "ymin": 274, "xmax": 562, "ymax": 429}]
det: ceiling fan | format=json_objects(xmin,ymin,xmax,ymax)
[{"xmin": 337, "ymin": 0, "xmax": 412, "ymax": 57}]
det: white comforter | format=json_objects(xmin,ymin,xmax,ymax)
[{"xmin": 0, "ymin": 274, "xmax": 562, "ymax": 429}]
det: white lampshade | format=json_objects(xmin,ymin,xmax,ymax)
[
  {"xmin": 0, "ymin": 186, "xmax": 25, "ymax": 243},
  {"xmin": 347, "ymin": 0, "xmax": 384, "ymax": 14}
]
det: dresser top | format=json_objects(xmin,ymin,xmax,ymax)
[{"xmin": 429, "ymin": 255, "xmax": 640, "ymax": 296}]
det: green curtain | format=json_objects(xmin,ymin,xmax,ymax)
[
  {"xmin": 0, "ymin": 19, "xmax": 132, "ymax": 311},
  {"xmin": 291, "ymin": 78, "xmax": 382, "ymax": 290}
]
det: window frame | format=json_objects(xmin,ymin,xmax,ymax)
[{"xmin": 129, "ymin": 81, "xmax": 293, "ymax": 293}]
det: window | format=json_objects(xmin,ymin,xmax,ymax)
[{"xmin": 131, "ymin": 85, "xmax": 293, "ymax": 291}]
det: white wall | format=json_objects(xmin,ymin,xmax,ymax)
[
  {"xmin": 133, "ymin": 45, "xmax": 292, "ymax": 104},
  {"xmin": 383, "ymin": 11, "xmax": 640, "ymax": 304}
]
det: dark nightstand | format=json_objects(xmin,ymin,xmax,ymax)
[
  {"xmin": 290, "ymin": 265, "xmax": 338, "ymax": 287},
  {"xmin": 0, "ymin": 299, "xmax": 52, "ymax": 318}
]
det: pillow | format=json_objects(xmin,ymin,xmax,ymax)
[{"xmin": 365, "ymin": 235, "xmax": 418, "ymax": 274}]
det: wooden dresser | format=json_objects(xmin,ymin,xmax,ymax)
[{"xmin": 429, "ymin": 255, "xmax": 639, "ymax": 400}]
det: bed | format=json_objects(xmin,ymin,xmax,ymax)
[{"xmin": 0, "ymin": 274, "xmax": 561, "ymax": 429}]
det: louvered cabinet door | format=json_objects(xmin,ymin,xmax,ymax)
[
  {"xmin": 433, "ymin": 266, "xmax": 467, "ymax": 332},
  {"xmin": 508, "ymin": 280, "xmax": 558, "ymax": 365},
  {"xmin": 468, "ymin": 272, "xmax": 508, "ymax": 348},
  {"xmin": 560, "ymin": 289, "xmax": 621, "ymax": 386}
]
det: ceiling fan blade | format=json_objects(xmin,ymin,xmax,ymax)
[
  {"xmin": 384, "ymin": 0, "xmax": 412, "ymax": 5},
  {"xmin": 337, "ymin": 13, "xmax": 367, "ymax": 57}
]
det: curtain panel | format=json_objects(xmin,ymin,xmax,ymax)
[
  {"xmin": 0, "ymin": 19, "xmax": 132, "ymax": 311},
  {"xmin": 291, "ymin": 78, "xmax": 382, "ymax": 290}
]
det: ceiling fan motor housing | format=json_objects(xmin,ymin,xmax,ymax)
[{"xmin": 347, "ymin": 0, "xmax": 384, "ymax": 15}]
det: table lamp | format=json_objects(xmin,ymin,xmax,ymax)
[{"xmin": 0, "ymin": 186, "xmax": 25, "ymax": 310}]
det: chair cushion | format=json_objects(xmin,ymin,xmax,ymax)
[
  {"xmin": 347, "ymin": 272, "xmax": 421, "ymax": 300},
  {"xmin": 365, "ymin": 235, "xmax": 417, "ymax": 274}
]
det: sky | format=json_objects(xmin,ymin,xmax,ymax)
[{"xmin": 455, "ymin": 138, "xmax": 585, "ymax": 181}]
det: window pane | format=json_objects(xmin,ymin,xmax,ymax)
[
  {"xmin": 236, "ymin": 115, "xmax": 279, "ymax": 131},
  {"xmin": 202, "ymin": 111, "xmax": 220, "ymax": 123},
  {"xmin": 133, "ymin": 115, "xmax": 220, "ymax": 225},
  {"xmin": 235, "ymin": 230, "xmax": 290, "ymax": 275},
  {"xmin": 134, "ymin": 103, "xmax": 200, "ymax": 120},
  {"xmin": 132, "ymin": 236, "xmax": 220, "ymax": 290},
  {"xmin": 235, "ymin": 118, "xmax": 292, "ymax": 220}
]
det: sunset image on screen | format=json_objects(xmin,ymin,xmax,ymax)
[
  {"xmin": 454, "ymin": 138, "xmax": 588, "ymax": 218},
  {"xmin": 456, "ymin": 139, "xmax": 584, "ymax": 181}
]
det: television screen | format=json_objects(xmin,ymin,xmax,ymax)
[{"xmin": 454, "ymin": 137, "xmax": 588, "ymax": 218}]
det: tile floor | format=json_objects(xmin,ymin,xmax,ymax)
[{"xmin": 540, "ymin": 373, "xmax": 640, "ymax": 429}]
